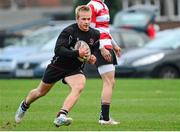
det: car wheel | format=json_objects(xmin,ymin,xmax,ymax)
[{"xmin": 158, "ymin": 66, "xmax": 179, "ymax": 78}]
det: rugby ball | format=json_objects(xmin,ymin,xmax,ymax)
[{"xmin": 74, "ymin": 40, "xmax": 91, "ymax": 62}]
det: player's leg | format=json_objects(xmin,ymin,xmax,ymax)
[
  {"xmin": 26, "ymin": 81, "xmax": 54, "ymax": 104},
  {"xmin": 98, "ymin": 65, "xmax": 114, "ymax": 120},
  {"xmin": 61, "ymin": 74, "xmax": 86, "ymax": 111},
  {"xmin": 54, "ymin": 73, "xmax": 86, "ymax": 127},
  {"xmin": 98, "ymin": 64, "xmax": 119, "ymax": 125},
  {"xmin": 15, "ymin": 81, "xmax": 54, "ymax": 123},
  {"xmin": 15, "ymin": 65, "xmax": 60, "ymax": 123},
  {"xmin": 99, "ymin": 66, "xmax": 115, "ymax": 103}
]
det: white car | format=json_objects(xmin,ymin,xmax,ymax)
[{"xmin": 0, "ymin": 22, "xmax": 72, "ymax": 78}]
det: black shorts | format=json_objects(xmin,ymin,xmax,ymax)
[
  {"xmin": 42, "ymin": 65, "xmax": 84, "ymax": 84},
  {"xmin": 95, "ymin": 49, "xmax": 117, "ymax": 67}
]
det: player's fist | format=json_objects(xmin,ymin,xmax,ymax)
[{"xmin": 88, "ymin": 54, "xmax": 96, "ymax": 64}]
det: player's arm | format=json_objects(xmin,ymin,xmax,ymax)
[
  {"xmin": 55, "ymin": 29, "xmax": 88, "ymax": 58},
  {"xmin": 56, "ymin": 46, "xmax": 79, "ymax": 58},
  {"xmin": 91, "ymin": 39, "xmax": 99, "ymax": 54},
  {"xmin": 54, "ymin": 28, "xmax": 79, "ymax": 58},
  {"xmin": 110, "ymin": 34, "xmax": 122, "ymax": 57},
  {"xmin": 57, "ymin": 46, "xmax": 88, "ymax": 58}
]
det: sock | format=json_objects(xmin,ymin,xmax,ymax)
[
  {"xmin": 56, "ymin": 109, "xmax": 68, "ymax": 117},
  {"xmin": 21, "ymin": 100, "xmax": 30, "ymax": 111},
  {"xmin": 100, "ymin": 102, "xmax": 110, "ymax": 121}
]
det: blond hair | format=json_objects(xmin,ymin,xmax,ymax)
[{"xmin": 75, "ymin": 5, "xmax": 92, "ymax": 19}]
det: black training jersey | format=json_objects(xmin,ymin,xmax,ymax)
[{"xmin": 50, "ymin": 23, "xmax": 100, "ymax": 70}]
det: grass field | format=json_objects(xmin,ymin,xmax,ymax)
[{"xmin": 0, "ymin": 79, "xmax": 180, "ymax": 131}]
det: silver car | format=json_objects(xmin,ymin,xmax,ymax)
[{"xmin": 0, "ymin": 25, "xmax": 63, "ymax": 78}]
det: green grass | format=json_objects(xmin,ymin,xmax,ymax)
[{"xmin": 0, "ymin": 79, "xmax": 180, "ymax": 131}]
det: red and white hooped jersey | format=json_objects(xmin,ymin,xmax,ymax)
[{"xmin": 88, "ymin": 0, "xmax": 113, "ymax": 49}]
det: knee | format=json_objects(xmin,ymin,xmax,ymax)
[
  {"xmin": 104, "ymin": 78, "xmax": 115, "ymax": 88},
  {"xmin": 111, "ymin": 79, "xmax": 115, "ymax": 88},
  {"xmin": 74, "ymin": 83, "xmax": 85, "ymax": 93},
  {"xmin": 109, "ymin": 79, "xmax": 115, "ymax": 88},
  {"xmin": 111, "ymin": 77, "xmax": 115, "ymax": 84},
  {"xmin": 77, "ymin": 84, "xmax": 85, "ymax": 93}
]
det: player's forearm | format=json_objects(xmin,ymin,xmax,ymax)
[
  {"xmin": 55, "ymin": 46, "xmax": 79, "ymax": 58},
  {"xmin": 110, "ymin": 34, "xmax": 118, "ymax": 46},
  {"xmin": 112, "ymin": 38, "xmax": 118, "ymax": 46}
]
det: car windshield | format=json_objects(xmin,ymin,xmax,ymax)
[
  {"xmin": 145, "ymin": 35, "xmax": 180, "ymax": 49},
  {"xmin": 16, "ymin": 28, "xmax": 60, "ymax": 47},
  {"xmin": 114, "ymin": 12, "xmax": 150, "ymax": 27}
]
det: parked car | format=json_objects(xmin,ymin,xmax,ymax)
[
  {"xmin": 84, "ymin": 27, "xmax": 150, "ymax": 77},
  {"xmin": 115, "ymin": 29, "xmax": 180, "ymax": 78},
  {"xmin": 0, "ymin": 22, "xmax": 149, "ymax": 78},
  {"xmin": 113, "ymin": 5, "xmax": 158, "ymax": 39},
  {"xmin": 0, "ymin": 31, "xmax": 23, "ymax": 49},
  {"xmin": 0, "ymin": 25, "xmax": 64, "ymax": 78},
  {"xmin": 1, "ymin": 20, "xmax": 75, "ymax": 52},
  {"xmin": 0, "ymin": 21, "xmax": 75, "ymax": 78},
  {"xmin": 0, "ymin": 18, "xmax": 56, "ymax": 49},
  {"xmin": 14, "ymin": 38, "xmax": 56, "ymax": 78}
]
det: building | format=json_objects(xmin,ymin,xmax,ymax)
[
  {"xmin": 0, "ymin": 0, "xmax": 73, "ymax": 30},
  {"xmin": 121, "ymin": 0, "xmax": 180, "ymax": 29},
  {"xmin": 0, "ymin": 0, "xmax": 179, "ymax": 30}
]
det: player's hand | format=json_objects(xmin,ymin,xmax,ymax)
[
  {"xmin": 78, "ymin": 47, "xmax": 89, "ymax": 58},
  {"xmin": 113, "ymin": 45, "xmax": 122, "ymax": 57},
  {"xmin": 100, "ymin": 48, "xmax": 112, "ymax": 62},
  {"xmin": 88, "ymin": 54, "xmax": 96, "ymax": 64}
]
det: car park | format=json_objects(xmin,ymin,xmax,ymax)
[
  {"xmin": 5, "ymin": 26, "xmax": 149, "ymax": 78},
  {"xmin": 0, "ymin": 22, "xmax": 150, "ymax": 78},
  {"xmin": 115, "ymin": 28, "xmax": 180, "ymax": 78}
]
